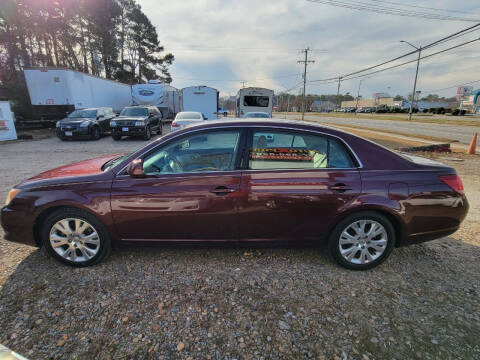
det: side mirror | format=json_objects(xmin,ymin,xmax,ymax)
[{"xmin": 126, "ymin": 159, "xmax": 144, "ymax": 178}]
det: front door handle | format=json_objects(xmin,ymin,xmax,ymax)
[
  {"xmin": 210, "ymin": 186, "xmax": 236, "ymax": 195},
  {"xmin": 330, "ymin": 183, "xmax": 352, "ymax": 192}
]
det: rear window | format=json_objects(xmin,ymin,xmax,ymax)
[
  {"xmin": 244, "ymin": 96, "xmax": 269, "ymax": 107},
  {"xmin": 177, "ymin": 112, "xmax": 202, "ymax": 119}
]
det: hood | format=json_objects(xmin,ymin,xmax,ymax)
[
  {"xmin": 59, "ymin": 117, "xmax": 95, "ymax": 125},
  {"xmin": 19, "ymin": 153, "xmax": 123, "ymax": 188}
]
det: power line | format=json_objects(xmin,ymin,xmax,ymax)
[
  {"xmin": 305, "ymin": 0, "xmax": 480, "ymax": 22},
  {"xmin": 423, "ymin": 79, "xmax": 480, "ymax": 94},
  {"xmin": 173, "ymin": 73, "xmax": 302, "ymax": 82},
  {"xmin": 338, "ymin": 37, "xmax": 480, "ymax": 82},
  {"xmin": 366, "ymin": 0, "xmax": 478, "ymax": 16},
  {"xmin": 309, "ymin": 23, "xmax": 480, "ymax": 83},
  {"xmin": 169, "ymin": 46, "xmax": 328, "ymax": 53}
]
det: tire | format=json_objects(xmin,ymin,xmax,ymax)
[
  {"xmin": 328, "ymin": 211, "xmax": 395, "ymax": 270},
  {"xmin": 157, "ymin": 122, "xmax": 163, "ymax": 135},
  {"xmin": 143, "ymin": 125, "xmax": 151, "ymax": 141},
  {"xmin": 112, "ymin": 133, "xmax": 122, "ymax": 141},
  {"xmin": 41, "ymin": 208, "xmax": 111, "ymax": 267},
  {"xmin": 91, "ymin": 126, "xmax": 101, "ymax": 140}
]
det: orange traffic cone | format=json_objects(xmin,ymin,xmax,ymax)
[{"xmin": 466, "ymin": 132, "xmax": 477, "ymax": 155}]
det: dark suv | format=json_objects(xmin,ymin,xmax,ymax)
[
  {"xmin": 111, "ymin": 106, "xmax": 162, "ymax": 141},
  {"xmin": 56, "ymin": 107, "xmax": 116, "ymax": 140}
]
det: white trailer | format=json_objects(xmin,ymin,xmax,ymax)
[
  {"xmin": 131, "ymin": 80, "xmax": 179, "ymax": 120},
  {"xmin": 180, "ymin": 86, "xmax": 219, "ymax": 120},
  {"xmin": 24, "ymin": 67, "xmax": 132, "ymax": 119},
  {"xmin": 236, "ymin": 87, "xmax": 274, "ymax": 117}
]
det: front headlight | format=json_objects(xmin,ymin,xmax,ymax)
[
  {"xmin": 5, "ymin": 189, "xmax": 20, "ymax": 206},
  {"xmin": 110, "ymin": 120, "xmax": 117, "ymax": 127},
  {"xmin": 135, "ymin": 121, "xmax": 144, "ymax": 126},
  {"xmin": 80, "ymin": 120, "xmax": 90, "ymax": 127}
]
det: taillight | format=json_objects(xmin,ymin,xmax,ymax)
[
  {"xmin": 439, "ymin": 174, "xmax": 464, "ymax": 193},
  {"xmin": 171, "ymin": 122, "xmax": 179, "ymax": 128}
]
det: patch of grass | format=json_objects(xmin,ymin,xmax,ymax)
[{"xmin": 278, "ymin": 112, "xmax": 480, "ymax": 127}]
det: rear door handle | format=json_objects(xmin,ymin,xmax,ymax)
[
  {"xmin": 210, "ymin": 186, "xmax": 236, "ymax": 195},
  {"xmin": 330, "ymin": 183, "xmax": 352, "ymax": 192}
]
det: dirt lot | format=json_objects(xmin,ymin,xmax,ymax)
[{"xmin": 0, "ymin": 129, "xmax": 479, "ymax": 359}]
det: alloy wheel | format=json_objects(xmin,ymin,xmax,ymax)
[
  {"xmin": 49, "ymin": 218, "xmax": 100, "ymax": 263},
  {"xmin": 338, "ymin": 220, "xmax": 388, "ymax": 265}
]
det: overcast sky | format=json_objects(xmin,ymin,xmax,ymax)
[{"xmin": 139, "ymin": 0, "xmax": 480, "ymax": 98}]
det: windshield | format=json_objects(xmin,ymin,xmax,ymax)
[
  {"xmin": 243, "ymin": 95, "xmax": 269, "ymax": 107},
  {"xmin": 120, "ymin": 107, "xmax": 148, "ymax": 117},
  {"xmin": 244, "ymin": 112, "xmax": 269, "ymax": 118},
  {"xmin": 68, "ymin": 109, "xmax": 97, "ymax": 118},
  {"xmin": 176, "ymin": 112, "xmax": 202, "ymax": 120}
]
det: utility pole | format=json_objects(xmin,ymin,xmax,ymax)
[
  {"xmin": 400, "ymin": 40, "xmax": 422, "ymax": 121},
  {"xmin": 298, "ymin": 48, "xmax": 314, "ymax": 121},
  {"xmin": 240, "ymin": 81, "xmax": 246, "ymax": 88},
  {"xmin": 336, "ymin": 76, "xmax": 342, "ymax": 110}
]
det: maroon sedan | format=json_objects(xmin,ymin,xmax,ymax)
[{"xmin": 1, "ymin": 120, "xmax": 468, "ymax": 270}]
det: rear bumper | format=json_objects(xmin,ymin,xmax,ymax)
[
  {"xmin": 399, "ymin": 193, "xmax": 469, "ymax": 246},
  {"xmin": 1, "ymin": 206, "xmax": 37, "ymax": 247}
]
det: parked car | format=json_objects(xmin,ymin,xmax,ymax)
[
  {"xmin": 216, "ymin": 108, "xmax": 229, "ymax": 117},
  {"xmin": 243, "ymin": 112, "xmax": 271, "ymax": 118},
  {"xmin": 110, "ymin": 106, "xmax": 162, "ymax": 141},
  {"xmin": 56, "ymin": 107, "xmax": 115, "ymax": 140},
  {"xmin": 171, "ymin": 111, "xmax": 206, "ymax": 132},
  {"xmin": 1, "ymin": 119, "xmax": 468, "ymax": 269}
]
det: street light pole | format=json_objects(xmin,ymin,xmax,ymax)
[
  {"xmin": 401, "ymin": 40, "xmax": 422, "ymax": 121},
  {"xmin": 355, "ymin": 78, "xmax": 365, "ymax": 115}
]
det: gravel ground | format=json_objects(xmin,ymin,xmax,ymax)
[{"xmin": 0, "ymin": 129, "xmax": 479, "ymax": 360}]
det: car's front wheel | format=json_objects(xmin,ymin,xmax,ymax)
[
  {"xmin": 328, "ymin": 211, "xmax": 395, "ymax": 270},
  {"xmin": 112, "ymin": 133, "xmax": 122, "ymax": 141},
  {"xmin": 91, "ymin": 126, "xmax": 101, "ymax": 140},
  {"xmin": 143, "ymin": 125, "xmax": 151, "ymax": 140},
  {"xmin": 41, "ymin": 208, "xmax": 111, "ymax": 267}
]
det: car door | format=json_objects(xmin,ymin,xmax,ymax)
[
  {"xmin": 237, "ymin": 128, "xmax": 362, "ymax": 241},
  {"xmin": 110, "ymin": 128, "xmax": 246, "ymax": 241}
]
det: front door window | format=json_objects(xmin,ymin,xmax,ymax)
[{"xmin": 143, "ymin": 130, "xmax": 241, "ymax": 175}]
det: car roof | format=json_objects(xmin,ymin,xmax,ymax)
[{"xmin": 166, "ymin": 118, "xmax": 335, "ymax": 133}]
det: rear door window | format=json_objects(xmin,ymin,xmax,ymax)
[{"xmin": 249, "ymin": 129, "xmax": 355, "ymax": 170}]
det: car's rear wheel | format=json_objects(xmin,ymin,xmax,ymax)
[
  {"xmin": 143, "ymin": 125, "xmax": 151, "ymax": 140},
  {"xmin": 41, "ymin": 208, "xmax": 111, "ymax": 267},
  {"xmin": 328, "ymin": 211, "xmax": 395, "ymax": 270}
]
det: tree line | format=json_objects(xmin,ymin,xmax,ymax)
[{"xmin": 0, "ymin": 0, "xmax": 173, "ymax": 117}]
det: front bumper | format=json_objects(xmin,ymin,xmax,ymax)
[
  {"xmin": 57, "ymin": 126, "xmax": 91, "ymax": 139},
  {"xmin": 111, "ymin": 126, "xmax": 146, "ymax": 136},
  {"xmin": 1, "ymin": 206, "xmax": 37, "ymax": 247}
]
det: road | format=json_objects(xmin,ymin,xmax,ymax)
[{"xmin": 275, "ymin": 114, "xmax": 480, "ymax": 145}]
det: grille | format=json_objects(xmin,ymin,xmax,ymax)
[{"xmin": 117, "ymin": 120, "xmax": 136, "ymax": 126}]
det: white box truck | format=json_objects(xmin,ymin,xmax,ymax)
[
  {"xmin": 131, "ymin": 80, "xmax": 179, "ymax": 120},
  {"xmin": 236, "ymin": 87, "xmax": 274, "ymax": 117},
  {"xmin": 180, "ymin": 86, "xmax": 219, "ymax": 120},
  {"xmin": 23, "ymin": 67, "xmax": 132, "ymax": 119}
]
